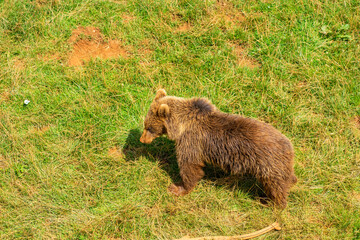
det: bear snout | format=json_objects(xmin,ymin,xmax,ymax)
[{"xmin": 140, "ymin": 130, "xmax": 154, "ymax": 144}]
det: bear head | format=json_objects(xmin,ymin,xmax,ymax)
[{"xmin": 140, "ymin": 89, "xmax": 170, "ymax": 144}]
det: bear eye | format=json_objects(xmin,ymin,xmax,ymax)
[{"xmin": 146, "ymin": 127, "xmax": 154, "ymax": 133}]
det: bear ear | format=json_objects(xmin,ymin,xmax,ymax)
[
  {"xmin": 154, "ymin": 89, "xmax": 167, "ymax": 101},
  {"xmin": 158, "ymin": 104, "xmax": 170, "ymax": 118}
]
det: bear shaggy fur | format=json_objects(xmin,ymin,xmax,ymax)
[{"xmin": 140, "ymin": 89, "xmax": 297, "ymax": 208}]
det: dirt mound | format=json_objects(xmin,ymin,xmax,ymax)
[{"xmin": 67, "ymin": 26, "xmax": 128, "ymax": 67}]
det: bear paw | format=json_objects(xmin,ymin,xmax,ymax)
[{"xmin": 168, "ymin": 183, "xmax": 188, "ymax": 196}]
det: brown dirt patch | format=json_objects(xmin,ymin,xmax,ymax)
[
  {"xmin": 136, "ymin": 39, "xmax": 154, "ymax": 57},
  {"xmin": 0, "ymin": 155, "xmax": 8, "ymax": 170},
  {"xmin": 108, "ymin": 147, "xmax": 124, "ymax": 159},
  {"xmin": 35, "ymin": 0, "xmax": 59, "ymax": 7},
  {"xmin": 175, "ymin": 22, "xmax": 192, "ymax": 33},
  {"xmin": 122, "ymin": 14, "xmax": 136, "ymax": 23},
  {"xmin": 1, "ymin": 91, "xmax": 11, "ymax": 102},
  {"xmin": 29, "ymin": 125, "xmax": 51, "ymax": 135},
  {"xmin": 297, "ymin": 81, "xmax": 308, "ymax": 88},
  {"xmin": 211, "ymin": 1, "xmax": 246, "ymax": 28},
  {"xmin": 39, "ymin": 53, "xmax": 61, "ymax": 62},
  {"xmin": 137, "ymin": 48, "xmax": 153, "ymax": 57},
  {"xmin": 171, "ymin": 13, "xmax": 182, "ymax": 22},
  {"xmin": 67, "ymin": 26, "xmax": 128, "ymax": 67},
  {"xmin": 352, "ymin": 191, "xmax": 360, "ymax": 206},
  {"xmin": 353, "ymin": 191, "xmax": 360, "ymax": 199},
  {"xmin": 170, "ymin": 13, "xmax": 192, "ymax": 33},
  {"xmin": 230, "ymin": 43, "xmax": 260, "ymax": 68},
  {"xmin": 108, "ymin": 0, "xmax": 127, "ymax": 4},
  {"xmin": 13, "ymin": 58, "xmax": 26, "ymax": 70},
  {"xmin": 139, "ymin": 60, "xmax": 156, "ymax": 67},
  {"xmin": 68, "ymin": 26, "xmax": 103, "ymax": 43},
  {"xmin": 350, "ymin": 116, "xmax": 360, "ymax": 138},
  {"xmin": 218, "ymin": 3, "xmax": 246, "ymax": 22},
  {"xmin": 352, "ymin": 116, "xmax": 360, "ymax": 128}
]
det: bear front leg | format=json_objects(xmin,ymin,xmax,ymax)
[
  {"xmin": 261, "ymin": 177, "xmax": 290, "ymax": 208},
  {"xmin": 168, "ymin": 162, "xmax": 205, "ymax": 196}
]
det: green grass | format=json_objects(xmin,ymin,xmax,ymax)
[{"xmin": 0, "ymin": 0, "xmax": 359, "ymax": 239}]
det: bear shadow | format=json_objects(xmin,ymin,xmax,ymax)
[{"xmin": 123, "ymin": 129, "xmax": 265, "ymax": 201}]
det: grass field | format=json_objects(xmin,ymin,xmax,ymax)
[{"xmin": 0, "ymin": 0, "xmax": 359, "ymax": 239}]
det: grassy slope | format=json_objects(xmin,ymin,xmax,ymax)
[{"xmin": 0, "ymin": 0, "xmax": 359, "ymax": 239}]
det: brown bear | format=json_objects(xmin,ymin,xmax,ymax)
[{"xmin": 140, "ymin": 89, "xmax": 297, "ymax": 208}]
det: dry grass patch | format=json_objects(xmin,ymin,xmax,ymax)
[
  {"xmin": 206, "ymin": 0, "xmax": 246, "ymax": 30},
  {"xmin": 35, "ymin": 0, "xmax": 59, "ymax": 7},
  {"xmin": 108, "ymin": 146, "xmax": 125, "ymax": 159},
  {"xmin": 229, "ymin": 42, "xmax": 260, "ymax": 68},
  {"xmin": 28, "ymin": 125, "xmax": 51, "ymax": 136},
  {"xmin": 13, "ymin": 180, "xmax": 39, "ymax": 197},
  {"xmin": 0, "ymin": 91, "xmax": 11, "ymax": 102},
  {"xmin": 170, "ymin": 13, "xmax": 192, "ymax": 33},
  {"xmin": 38, "ymin": 52, "xmax": 61, "ymax": 62},
  {"xmin": 139, "ymin": 60, "xmax": 156, "ymax": 66},
  {"xmin": 13, "ymin": 58, "xmax": 26, "ymax": 70},
  {"xmin": 175, "ymin": 22, "xmax": 192, "ymax": 33},
  {"xmin": 0, "ymin": 154, "xmax": 9, "ymax": 170},
  {"xmin": 353, "ymin": 191, "xmax": 360, "ymax": 205},
  {"xmin": 216, "ymin": 1, "xmax": 246, "ymax": 23},
  {"xmin": 352, "ymin": 116, "xmax": 360, "ymax": 128},
  {"xmin": 67, "ymin": 26, "xmax": 128, "ymax": 67},
  {"xmin": 122, "ymin": 14, "xmax": 136, "ymax": 24},
  {"xmin": 350, "ymin": 116, "xmax": 360, "ymax": 138},
  {"xmin": 136, "ymin": 39, "xmax": 154, "ymax": 57}
]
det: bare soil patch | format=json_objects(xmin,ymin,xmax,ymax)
[
  {"xmin": 1, "ymin": 91, "xmax": 11, "ymax": 102},
  {"xmin": 34, "ymin": 0, "xmax": 59, "ymax": 8},
  {"xmin": 0, "ymin": 154, "xmax": 9, "ymax": 170},
  {"xmin": 67, "ymin": 26, "xmax": 128, "ymax": 67},
  {"xmin": 353, "ymin": 116, "xmax": 360, "ymax": 128},
  {"xmin": 38, "ymin": 53, "xmax": 61, "ymax": 62},
  {"xmin": 350, "ymin": 116, "xmax": 360, "ymax": 138},
  {"xmin": 353, "ymin": 191, "xmax": 360, "ymax": 200},
  {"xmin": 139, "ymin": 60, "xmax": 156, "ymax": 67},
  {"xmin": 210, "ymin": 0, "xmax": 246, "ymax": 28},
  {"xmin": 230, "ymin": 43, "xmax": 260, "ymax": 68},
  {"xmin": 122, "ymin": 14, "xmax": 136, "ymax": 23},
  {"xmin": 350, "ymin": 116, "xmax": 360, "ymax": 131},
  {"xmin": 137, "ymin": 39, "xmax": 154, "ymax": 56},
  {"xmin": 35, "ymin": 0, "xmax": 51, "ymax": 5},
  {"xmin": 29, "ymin": 125, "xmax": 51, "ymax": 135},
  {"xmin": 171, "ymin": 13, "xmax": 182, "ymax": 22},
  {"xmin": 108, "ymin": 146, "xmax": 124, "ymax": 159},
  {"xmin": 217, "ymin": 1, "xmax": 246, "ymax": 22},
  {"xmin": 14, "ymin": 58, "xmax": 26, "ymax": 70},
  {"xmin": 175, "ymin": 22, "xmax": 192, "ymax": 33}
]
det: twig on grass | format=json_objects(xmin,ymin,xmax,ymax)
[{"xmin": 175, "ymin": 222, "xmax": 281, "ymax": 240}]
